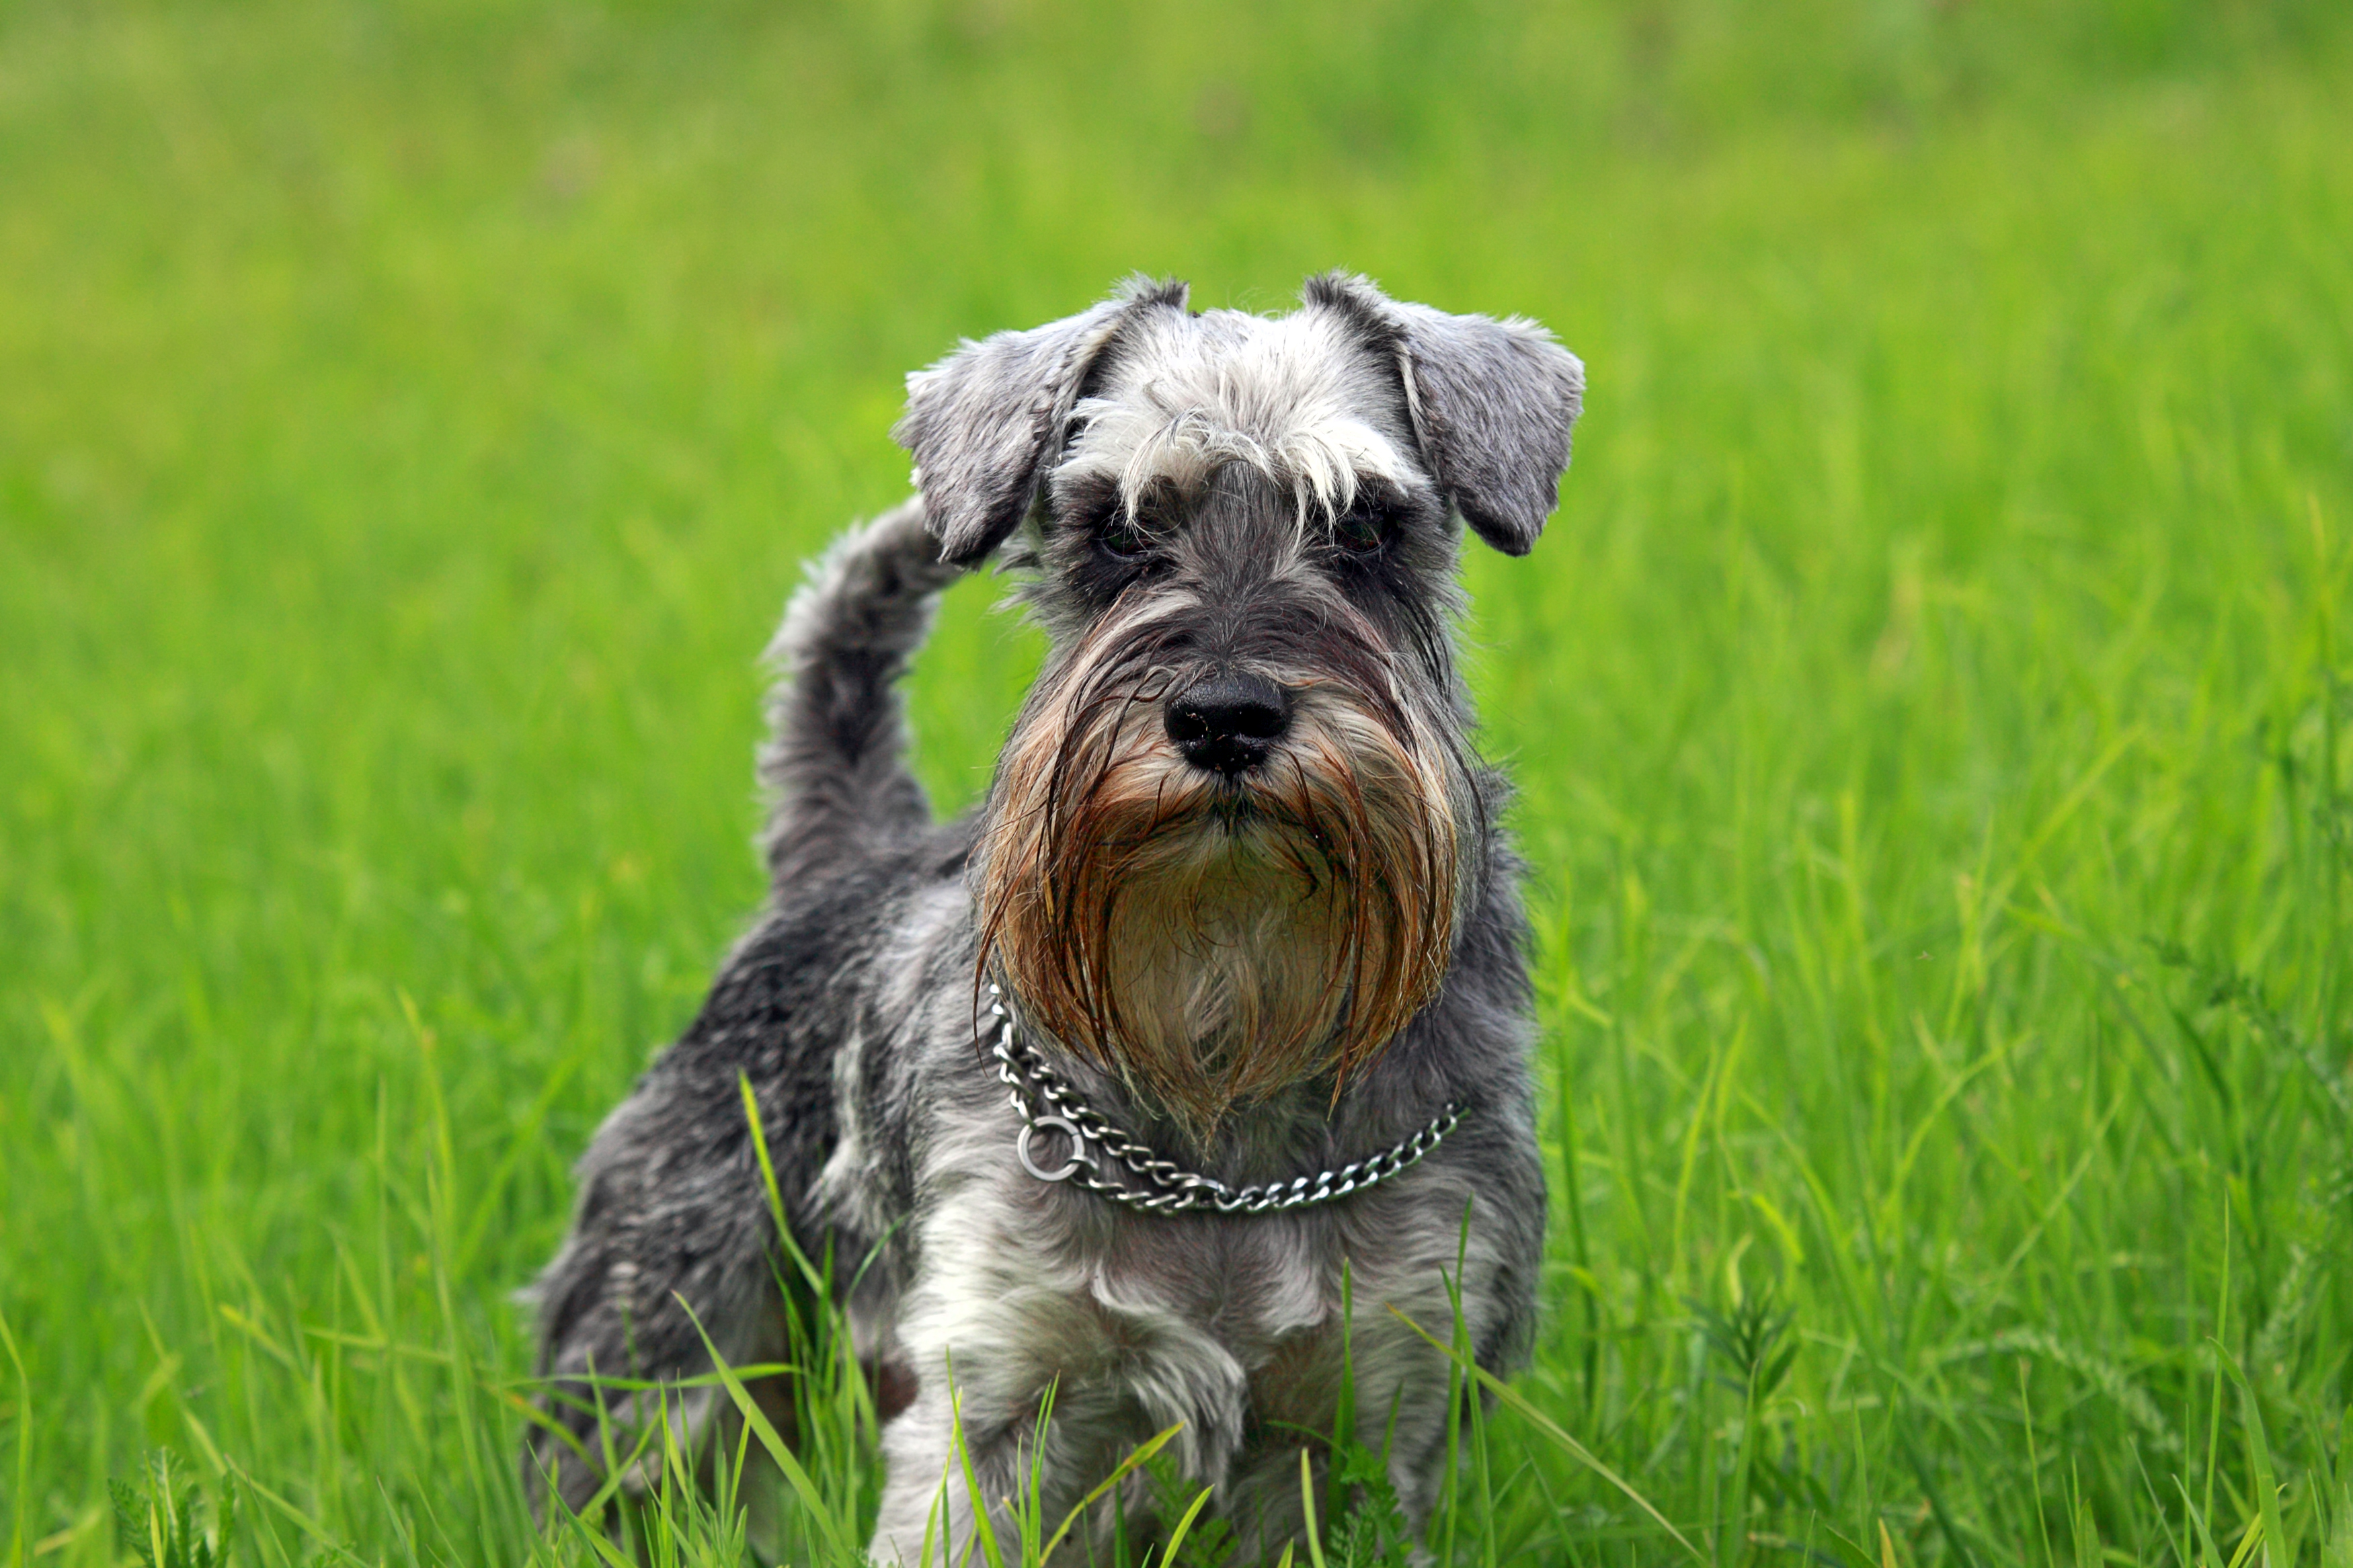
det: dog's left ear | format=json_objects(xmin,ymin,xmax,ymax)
[
  {"xmin": 1306, "ymin": 272, "xmax": 1584, "ymax": 556},
  {"xmin": 896, "ymin": 279, "xmax": 1189, "ymax": 567}
]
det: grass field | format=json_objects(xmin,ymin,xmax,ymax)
[{"xmin": 4, "ymin": 1, "xmax": 2352, "ymax": 1563}]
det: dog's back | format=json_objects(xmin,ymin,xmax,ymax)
[{"xmin": 523, "ymin": 500, "xmax": 966, "ymax": 1515}]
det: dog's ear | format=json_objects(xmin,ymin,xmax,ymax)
[
  {"xmin": 896, "ymin": 279, "xmax": 1189, "ymax": 567},
  {"xmin": 1305, "ymin": 272, "xmax": 1584, "ymax": 556}
]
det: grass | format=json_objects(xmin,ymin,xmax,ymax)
[{"xmin": 3, "ymin": 0, "xmax": 2351, "ymax": 1562}]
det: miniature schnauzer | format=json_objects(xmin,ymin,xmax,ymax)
[{"xmin": 525, "ymin": 272, "xmax": 1584, "ymax": 1562}]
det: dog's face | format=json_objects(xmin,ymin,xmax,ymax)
[{"xmin": 898, "ymin": 274, "xmax": 1583, "ymax": 1135}]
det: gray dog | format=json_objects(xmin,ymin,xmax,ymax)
[{"xmin": 525, "ymin": 272, "xmax": 1583, "ymax": 1563}]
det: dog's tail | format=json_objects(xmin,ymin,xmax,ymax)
[{"xmin": 759, "ymin": 497, "xmax": 965, "ymax": 890}]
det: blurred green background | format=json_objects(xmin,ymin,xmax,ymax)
[{"xmin": 3, "ymin": 1, "xmax": 2351, "ymax": 1563}]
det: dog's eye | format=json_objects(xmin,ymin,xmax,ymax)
[
  {"xmin": 1096, "ymin": 512, "xmax": 1151, "ymax": 559},
  {"xmin": 1332, "ymin": 502, "xmax": 1395, "ymax": 554}
]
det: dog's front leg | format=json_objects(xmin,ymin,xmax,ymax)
[
  {"xmin": 867, "ymin": 1192, "xmax": 1250, "ymax": 1564},
  {"xmin": 866, "ymin": 1341, "xmax": 1135, "ymax": 1565},
  {"xmin": 870, "ymin": 1344, "xmax": 1248, "ymax": 1566},
  {"xmin": 867, "ymin": 1375, "xmax": 1007, "ymax": 1567},
  {"xmin": 1345, "ymin": 1187, "xmax": 1544, "ymax": 1542},
  {"xmin": 865, "ymin": 1184, "xmax": 1113, "ymax": 1565}
]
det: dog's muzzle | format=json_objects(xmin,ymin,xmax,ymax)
[{"xmin": 1164, "ymin": 669, "xmax": 1292, "ymax": 776}]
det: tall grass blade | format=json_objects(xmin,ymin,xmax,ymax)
[
  {"xmin": 1154, "ymin": 1484, "xmax": 1213, "ymax": 1567},
  {"xmin": 2210, "ymin": 1342, "xmax": 2293, "ymax": 1568},
  {"xmin": 1388, "ymin": 1307, "xmax": 1704, "ymax": 1563},
  {"xmin": 2, "ymin": 1308, "xmax": 29, "ymax": 1568},
  {"xmin": 947, "ymin": 1365, "xmax": 1006, "ymax": 1568},
  {"xmin": 1038, "ymin": 1424, "xmax": 1185, "ymax": 1564},
  {"xmin": 1298, "ymin": 1449, "xmax": 1326, "ymax": 1568},
  {"xmin": 680, "ymin": 1300, "xmax": 859, "ymax": 1564}
]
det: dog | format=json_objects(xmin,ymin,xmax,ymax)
[{"xmin": 524, "ymin": 272, "xmax": 1583, "ymax": 1563}]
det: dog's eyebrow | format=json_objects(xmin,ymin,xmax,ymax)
[
  {"xmin": 1049, "ymin": 469, "xmax": 1121, "ymax": 515},
  {"xmin": 1333, "ymin": 474, "xmax": 1411, "ymax": 510}
]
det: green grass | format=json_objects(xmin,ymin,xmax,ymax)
[{"xmin": 4, "ymin": 1, "xmax": 2352, "ymax": 1563}]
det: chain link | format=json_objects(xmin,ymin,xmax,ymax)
[{"xmin": 987, "ymin": 984, "xmax": 1462, "ymax": 1215}]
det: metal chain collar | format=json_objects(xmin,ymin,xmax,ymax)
[{"xmin": 986, "ymin": 983, "xmax": 1462, "ymax": 1216}]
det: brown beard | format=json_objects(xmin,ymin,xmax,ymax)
[{"xmin": 978, "ymin": 652, "xmax": 1460, "ymax": 1141}]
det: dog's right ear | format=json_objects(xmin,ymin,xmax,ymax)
[{"xmin": 895, "ymin": 280, "xmax": 1188, "ymax": 567}]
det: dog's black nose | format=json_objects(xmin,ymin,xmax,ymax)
[{"xmin": 1166, "ymin": 671, "xmax": 1293, "ymax": 776}]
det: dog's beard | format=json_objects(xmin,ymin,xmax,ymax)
[{"xmin": 980, "ymin": 652, "xmax": 1460, "ymax": 1141}]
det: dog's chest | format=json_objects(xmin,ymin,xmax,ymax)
[
  {"xmin": 899, "ymin": 1176, "xmax": 1357, "ymax": 1430},
  {"xmin": 1072, "ymin": 1208, "xmax": 1362, "ymax": 1445},
  {"xmin": 1098, "ymin": 1208, "xmax": 1337, "ymax": 1344}
]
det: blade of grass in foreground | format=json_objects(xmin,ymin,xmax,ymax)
[
  {"xmin": 1036, "ymin": 1423, "xmax": 1185, "ymax": 1564},
  {"xmin": 2211, "ymin": 1342, "xmax": 2294, "ymax": 1568},
  {"xmin": 1389, "ymin": 1305, "xmax": 1705, "ymax": 1564},
  {"xmin": 3, "ymin": 1306, "xmax": 30, "ymax": 1568},
  {"xmin": 680, "ymin": 1301, "xmax": 861, "ymax": 1565},
  {"xmin": 948, "ymin": 1361, "xmax": 1008, "ymax": 1568},
  {"xmin": 1299, "ymin": 1448, "xmax": 1326, "ymax": 1568},
  {"xmin": 1157, "ymin": 1483, "xmax": 1214, "ymax": 1566}
]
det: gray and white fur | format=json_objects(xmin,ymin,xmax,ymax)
[{"xmin": 524, "ymin": 272, "xmax": 1584, "ymax": 1563}]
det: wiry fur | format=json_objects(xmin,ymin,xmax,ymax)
[
  {"xmin": 976, "ymin": 487, "xmax": 1466, "ymax": 1134},
  {"xmin": 524, "ymin": 273, "xmax": 1583, "ymax": 1564},
  {"xmin": 1058, "ymin": 300, "xmax": 1426, "ymax": 522}
]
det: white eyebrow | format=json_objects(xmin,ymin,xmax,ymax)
[{"xmin": 1061, "ymin": 367, "xmax": 1421, "ymax": 525}]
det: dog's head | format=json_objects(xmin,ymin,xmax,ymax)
[{"xmin": 898, "ymin": 273, "xmax": 1583, "ymax": 1135}]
